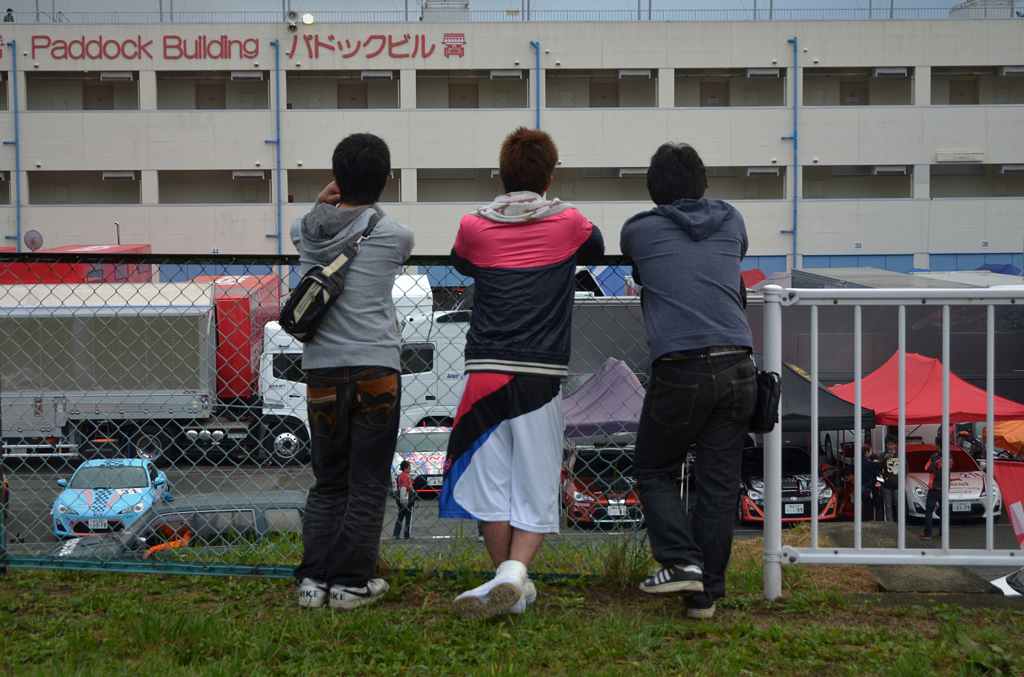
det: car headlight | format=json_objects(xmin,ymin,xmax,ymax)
[
  {"xmin": 572, "ymin": 491, "xmax": 595, "ymax": 502},
  {"xmin": 56, "ymin": 503, "xmax": 79, "ymax": 515},
  {"xmin": 820, "ymin": 488, "xmax": 833, "ymax": 500},
  {"xmin": 913, "ymin": 486, "xmax": 926, "ymax": 498},
  {"xmin": 747, "ymin": 489, "xmax": 763, "ymax": 501},
  {"xmin": 119, "ymin": 502, "xmax": 145, "ymax": 515}
]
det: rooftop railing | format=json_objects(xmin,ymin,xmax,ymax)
[{"xmin": 5, "ymin": 7, "xmax": 1022, "ymax": 25}]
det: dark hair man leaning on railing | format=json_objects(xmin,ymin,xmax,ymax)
[{"xmin": 621, "ymin": 142, "xmax": 757, "ymax": 620}]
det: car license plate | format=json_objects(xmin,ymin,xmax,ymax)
[
  {"xmin": 952, "ymin": 502, "xmax": 972, "ymax": 512},
  {"xmin": 88, "ymin": 519, "xmax": 109, "ymax": 530},
  {"xmin": 426, "ymin": 476, "xmax": 443, "ymax": 486},
  {"xmin": 607, "ymin": 505, "xmax": 626, "ymax": 517},
  {"xmin": 784, "ymin": 504, "xmax": 804, "ymax": 515}
]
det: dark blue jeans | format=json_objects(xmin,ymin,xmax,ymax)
[
  {"xmin": 393, "ymin": 505, "xmax": 413, "ymax": 539},
  {"xmin": 923, "ymin": 489, "xmax": 942, "ymax": 537},
  {"xmin": 634, "ymin": 353, "xmax": 757, "ymax": 607},
  {"xmin": 294, "ymin": 366, "xmax": 400, "ymax": 588}
]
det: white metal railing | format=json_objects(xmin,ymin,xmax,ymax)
[
  {"xmin": 761, "ymin": 284, "xmax": 1024, "ymax": 600},
  {"xmin": 3, "ymin": 8, "xmax": 1018, "ymax": 24}
]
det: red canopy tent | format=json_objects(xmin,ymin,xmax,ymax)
[
  {"xmin": 829, "ymin": 352, "xmax": 1024, "ymax": 426},
  {"xmin": 741, "ymin": 269, "xmax": 767, "ymax": 288}
]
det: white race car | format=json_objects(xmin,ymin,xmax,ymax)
[{"xmin": 903, "ymin": 445, "xmax": 1001, "ymax": 521}]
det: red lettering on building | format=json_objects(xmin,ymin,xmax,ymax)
[
  {"xmin": 164, "ymin": 35, "xmax": 182, "ymax": 59},
  {"xmin": 31, "ymin": 35, "xmax": 50, "ymax": 59}
]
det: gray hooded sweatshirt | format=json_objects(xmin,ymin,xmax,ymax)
[
  {"xmin": 620, "ymin": 198, "xmax": 752, "ymax": 362},
  {"xmin": 290, "ymin": 203, "xmax": 415, "ymax": 371}
]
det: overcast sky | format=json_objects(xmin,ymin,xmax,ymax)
[{"xmin": 0, "ymin": 0, "xmax": 981, "ymax": 17}]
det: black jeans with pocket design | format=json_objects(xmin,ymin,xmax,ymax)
[
  {"xmin": 633, "ymin": 353, "xmax": 757, "ymax": 607},
  {"xmin": 294, "ymin": 366, "xmax": 400, "ymax": 588}
]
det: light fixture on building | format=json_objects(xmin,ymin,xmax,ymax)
[{"xmin": 302, "ymin": 13, "xmax": 314, "ymax": 24}]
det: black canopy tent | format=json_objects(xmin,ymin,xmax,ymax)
[{"xmin": 754, "ymin": 356, "xmax": 876, "ymax": 432}]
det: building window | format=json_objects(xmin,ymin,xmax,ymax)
[
  {"xmin": 287, "ymin": 70, "xmax": 399, "ymax": 109},
  {"xmin": 26, "ymin": 71, "xmax": 140, "ymax": 111},
  {"xmin": 28, "ymin": 171, "xmax": 140, "ymax": 205},
  {"xmin": 547, "ymin": 69, "xmax": 656, "ymax": 108},
  {"xmin": 803, "ymin": 166, "xmax": 913, "ymax": 199},
  {"xmin": 288, "ymin": 169, "xmax": 400, "ymax": 204},
  {"xmin": 156, "ymin": 71, "xmax": 269, "ymax": 110},
  {"xmin": 931, "ymin": 164, "xmax": 1024, "ymax": 198},
  {"xmin": 803, "ymin": 67, "xmax": 913, "ymax": 106},
  {"xmin": 675, "ymin": 69, "xmax": 785, "ymax": 107},
  {"xmin": 158, "ymin": 170, "xmax": 271, "ymax": 204},
  {"xmin": 932, "ymin": 67, "xmax": 1024, "ymax": 105},
  {"xmin": 417, "ymin": 168, "xmax": 503, "ymax": 202},
  {"xmin": 417, "ymin": 70, "xmax": 528, "ymax": 109}
]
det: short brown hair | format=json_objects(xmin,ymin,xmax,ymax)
[{"xmin": 498, "ymin": 127, "xmax": 558, "ymax": 195}]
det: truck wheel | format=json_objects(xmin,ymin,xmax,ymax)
[
  {"xmin": 267, "ymin": 423, "xmax": 309, "ymax": 465},
  {"xmin": 134, "ymin": 429, "xmax": 172, "ymax": 468}
]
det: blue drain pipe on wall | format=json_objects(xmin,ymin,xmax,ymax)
[
  {"xmin": 4, "ymin": 40, "xmax": 21, "ymax": 251},
  {"xmin": 530, "ymin": 40, "xmax": 540, "ymax": 129},
  {"xmin": 780, "ymin": 37, "xmax": 798, "ymax": 266},
  {"xmin": 265, "ymin": 39, "xmax": 282, "ymax": 256}
]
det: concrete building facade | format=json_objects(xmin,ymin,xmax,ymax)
[{"xmin": 0, "ymin": 18, "xmax": 1022, "ymax": 275}]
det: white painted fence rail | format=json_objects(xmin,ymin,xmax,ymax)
[{"xmin": 761, "ymin": 284, "xmax": 1024, "ymax": 601}]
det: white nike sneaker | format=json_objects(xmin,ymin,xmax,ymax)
[
  {"xmin": 297, "ymin": 578, "xmax": 328, "ymax": 608},
  {"xmin": 501, "ymin": 578, "xmax": 537, "ymax": 615},
  {"xmin": 453, "ymin": 559, "xmax": 527, "ymax": 619},
  {"xmin": 329, "ymin": 578, "xmax": 389, "ymax": 610}
]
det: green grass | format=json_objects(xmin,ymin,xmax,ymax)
[{"xmin": 2, "ymin": 529, "xmax": 1024, "ymax": 676}]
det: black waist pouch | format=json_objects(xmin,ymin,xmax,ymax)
[
  {"xmin": 279, "ymin": 211, "xmax": 382, "ymax": 343},
  {"xmin": 748, "ymin": 370, "xmax": 782, "ymax": 434}
]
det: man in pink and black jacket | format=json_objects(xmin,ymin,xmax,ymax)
[{"xmin": 440, "ymin": 127, "xmax": 604, "ymax": 619}]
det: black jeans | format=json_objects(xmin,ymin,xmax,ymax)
[
  {"xmin": 634, "ymin": 353, "xmax": 757, "ymax": 607},
  {"xmin": 293, "ymin": 366, "xmax": 400, "ymax": 588},
  {"xmin": 393, "ymin": 505, "xmax": 413, "ymax": 539},
  {"xmin": 924, "ymin": 488, "xmax": 942, "ymax": 536}
]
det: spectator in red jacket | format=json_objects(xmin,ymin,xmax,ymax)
[{"xmin": 393, "ymin": 461, "xmax": 414, "ymax": 541}]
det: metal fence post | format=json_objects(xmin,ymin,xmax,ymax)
[{"xmin": 763, "ymin": 285, "xmax": 784, "ymax": 601}]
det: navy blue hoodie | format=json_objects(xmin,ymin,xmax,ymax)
[{"xmin": 620, "ymin": 198, "xmax": 752, "ymax": 361}]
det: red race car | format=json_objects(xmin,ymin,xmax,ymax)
[{"xmin": 562, "ymin": 440, "xmax": 643, "ymax": 530}]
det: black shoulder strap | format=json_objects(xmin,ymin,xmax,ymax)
[{"xmin": 321, "ymin": 210, "xmax": 384, "ymax": 284}]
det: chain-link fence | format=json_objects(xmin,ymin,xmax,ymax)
[{"xmin": 0, "ymin": 253, "xmax": 656, "ymax": 579}]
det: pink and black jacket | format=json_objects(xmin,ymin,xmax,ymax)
[{"xmin": 449, "ymin": 192, "xmax": 604, "ymax": 379}]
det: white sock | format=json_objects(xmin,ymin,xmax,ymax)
[{"xmin": 495, "ymin": 559, "xmax": 528, "ymax": 582}]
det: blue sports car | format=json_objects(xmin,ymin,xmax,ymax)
[{"xmin": 53, "ymin": 459, "xmax": 173, "ymax": 538}]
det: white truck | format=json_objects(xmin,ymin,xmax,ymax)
[
  {"xmin": 259, "ymin": 308, "xmax": 471, "ymax": 463},
  {"xmin": 0, "ymin": 276, "xmax": 444, "ymax": 466}
]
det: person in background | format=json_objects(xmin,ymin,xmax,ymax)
[
  {"xmin": 3, "ymin": 9, "xmax": 14, "ymax": 22},
  {"xmin": 861, "ymin": 444, "xmax": 881, "ymax": 521},
  {"xmin": 393, "ymin": 461, "xmax": 415, "ymax": 540},
  {"xmin": 880, "ymin": 436, "xmax": 900, "ymax": 522},
  {"xmin": 921, "ymin": 443, "xmax": 952, "ymax": 539}
]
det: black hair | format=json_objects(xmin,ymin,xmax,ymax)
[
  {"xmin": 646, "ymin": 142, "xmax": 708, "ymax": 205},
  {"xmin": 332, "ymin": 133, "xmax": 391, "ymax": 206},
  {"xmin": 399, "ymin": 460, "xmax": 411, "ymax": 471},
  {"xmin": 885, "ymin": 436, "xmax": 898, "ymax": 447}
]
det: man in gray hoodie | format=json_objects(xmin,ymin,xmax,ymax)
[
  {"xmin": 291, "ymin": 133, "xmax": 415, "ymax": 610},
  {"xmin": 621, "ymin": 142, "xmax": 757, "ymax": 620}
]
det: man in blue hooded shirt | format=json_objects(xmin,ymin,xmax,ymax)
[{"xmin": 621, "ymin": 142, "xmax": 757, "ymax": 620}]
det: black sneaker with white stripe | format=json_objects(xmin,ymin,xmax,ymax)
[
  {"xmin": 329, "ymin": 578, "xmax": 389, "ymax": 610},
  {"xmin": 639, "ymin": 564, "xmax": 704, "ymax": 595}
]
